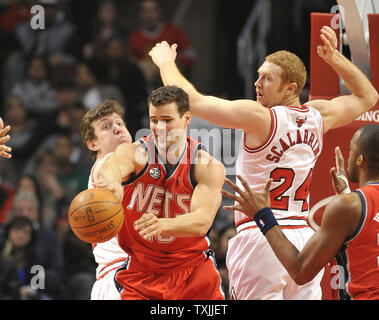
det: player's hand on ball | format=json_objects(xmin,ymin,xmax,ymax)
[
  {"xmin": 134, "ymin": 213, "xmax": 164, "ymax": 240},
  {"xmin": 95, "ymin": 180, "xmax": 123, "ymax": 202},
  {"xmin": 221, "ymin": 175, "xmax": 272, "ymax": 219}
]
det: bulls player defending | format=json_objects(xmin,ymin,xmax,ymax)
[
  {"xmin": 223, "ymin": 124, "xmax": 379, "ymax": 300},
  {"xmin": 80, "ymin": 101, "xmax": 132, "ymax": 300},
  {"xmin": 95, "ymin": 86, "xmax": 226, "ymax": 300},
  {"xmin": 149, "ymin": 26, "xmax": 378, "ymax": 299}
]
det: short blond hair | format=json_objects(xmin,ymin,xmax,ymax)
[{"xmin": 265, "ymin": 50, "xmax": 307, "ymax": 96}]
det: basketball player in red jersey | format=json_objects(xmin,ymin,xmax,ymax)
[
  {"xmin": 149, "ymin": 25, "xmax": 378, "ymax": 299},
  {"xmin": 95, "ymin": 86, "xmax": 226, "ymax": 300},
  {"xmin": 80, "ymin": 101, "xmax": 131, "ymax": 299},
  {"xmin": 0, "ymin": 116, "xmax": 12, "ymax": 158},
  {"xmin": 222, "ymin": 124, "xmax": 379, "ymax": 300}
]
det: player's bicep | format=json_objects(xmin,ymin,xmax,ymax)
[
  {"xmin": 307, "ymin": 96, "xmax": 369, "ymax": 133},
  {"xmin": 192, "ymin": 96, "xmax": 270, "ymax": 132},
  {"xmin": 190, "ymin": 154, "xmax": 225, "ymax": 221}
]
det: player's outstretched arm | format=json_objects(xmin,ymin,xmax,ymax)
[
  {"xmin": 94, "ymin": 142, "xmax": 147, "ymax": 201},
  {"xmin": 135, "ymin": 150, "xmax": 225, "ymax": 239},
  {"xmin": 306, "ymin": 26, "xmax": 378, "ymax": 133},
  {"xmin": 222, "ymin": 175, "xmax": 361, "ymax": 285},
  {"xmin": 149, "ymin": 41, "xmax": 270, "ymax": 134}
]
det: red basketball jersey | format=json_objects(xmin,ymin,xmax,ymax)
[
  {"xmin": 333, "ymin": 183, "xmax": 379, "ymax": 300},
  {"xmin": 117, "ymin": 134, "xmax": 210, "ymax": 273}
]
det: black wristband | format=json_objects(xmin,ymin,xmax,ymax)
[{"xmin": 253, "ymin": 207, "xmax": 278, "ymax": 235}]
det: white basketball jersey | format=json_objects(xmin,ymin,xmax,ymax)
[
  {"xmin": 88, "ymin": 155, "xmax": 128, "ymax": 280},
  {"xmin": 235, "ymin": 105, "xmax": 324, "ymax": 228}
]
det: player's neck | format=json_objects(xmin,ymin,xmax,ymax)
[
  {"xmin": 282, "ymin": 96, "xmax": 301, "ymax": 107},
  {"xmin": 360, "ymin": 173, "xmax": 379, "ymax": 187},
  {"xmin": 157, "ymin": 141, "xmax": 186, "ymax": 168}
]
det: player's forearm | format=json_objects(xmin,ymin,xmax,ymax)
[
  {"xmin": 158, "ymin": 61, "xmax": 204, "ymax": 106},
  {"xmin": 160, "ymin": 210, "xmax": 213, "ymax": 238},
  {"xmin": 264, "ymin": 227, "xmax": 316, "ymax": 285},
  {"xmin": 98, "ymin": 155, "xmax": 123, "ymax": 187},
  {"xmin": 327, "ymin": 51, "xmax": 378, "ymax": 108}
]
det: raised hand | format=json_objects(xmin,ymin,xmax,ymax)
[
  {"xmin": 330, "ymin": 146, "xmax": 350, "ymax": 194},
  {"xmin": 317, "ymin": 25, "xmax": 339, "ymax": 63},
  {"xmin": 149, "ymin": 41, "xmax": 178, "ymax": 67},
  {"xmin": 221, "ymin": 175, "xmax": 272, "ymax": 219}
]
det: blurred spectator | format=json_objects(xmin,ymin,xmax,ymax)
[
  {"xmin": 60, "ymin": 227, "xmax": 96, "ymax": 300},
  {"xmin": 53, "ymin": 133, "xmax": 88, "ymax": 203},
  {"xmin": 93, "ymin": 36, "xmax": 148, "ymax": 139},
  {"xmin": 0, "ymin": 157, "xmax": 17, "ymax": 224},
  {"xmin": 3, "ymin": 95, "xmax": 45, "ymax": 172},
  {"xmin": 13, "ymin": 0, "xmax": 80, "ymax": 60},
  {"xmin": 16, "ymin": 173, "xmax": 45, "ymax": 224},
  {"xmin": 0, "ymin": 251, "xmax": 21, "ymax": 299},
  {"xmin": 0, "ymin": 1, "xmax": 32, "ymax": 94},
  {"xmin": 6, "ymin": 191, "xmax": 64, "ymax": 299},
  {"xmin": 32, "ymin": 149, "xmax": 65, "ymax": 229},
  {"xmin": 82, "ymin": 0, "xmax": 128, "ymax": 61},
  {"xmin": 10, "ymin": 56, "xmax": 57, "ymax": 117},
  {"xmin": 215, "ymin": 223, "xmax": 236, "ymax": 300},
  {"xmin": 0, "ymin": 216, "xmax": 33, "ymax": 299},
  {"xmin": 128, "ymin": 0, "xmax": 196, "ymax": 89},
  {"xmin": 76, "ymin": 61, "xmax": 124, "ymax": 111},
  {"xmin": 0, "ymin": 1, "xmax": 31, "ymax": 35}
]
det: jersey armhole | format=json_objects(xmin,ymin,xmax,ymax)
[{"xmin": 345, "ymin": 190, "xmax": 366, "ymax": 243}]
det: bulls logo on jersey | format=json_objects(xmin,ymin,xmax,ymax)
[
  {"xmin": 296, "ymin": 116, "xmax": 307, "ymax": 128},
  {"xmin": 149, "ymin": 167, "xmax": 161, "ymax": 179}
]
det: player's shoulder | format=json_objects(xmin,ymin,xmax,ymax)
[
  {"xmin": 327, "ymin": 192, "xmax": 361, "ymax": 212},
  {"xmin": 195, "ymin": 149, "xmax": 222, "ymax": 166},
  {"xmin": 193, "ymin": 149, "xmax": 225, "ymax": 183},
  {"xmin": 323, "ymin": 192, "xmax": 362, "ymax": 232},
  {"xmin": 304, "ymin": 99, "xmax": 332, "ymax": 115}
]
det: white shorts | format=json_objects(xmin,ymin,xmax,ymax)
[
  {"xmin": 226, "ymin": 226, "xmax": 324, "ymax": 300},
  {"xmin": 91, "ymin": 269, "xmax": 121, "ymax": 300}
]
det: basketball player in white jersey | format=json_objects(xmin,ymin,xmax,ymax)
[
  {"xmin": 80, "ymin": 101, "xmax": 132, "ymax": 300},
  {"xmin": 149, "ymin": 25, "xmax": 378, "ymax": 299}
]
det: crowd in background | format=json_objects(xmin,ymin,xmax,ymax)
[{"xmin": 0, "ymin": 0, "xmax": 335, "ymax": 299}]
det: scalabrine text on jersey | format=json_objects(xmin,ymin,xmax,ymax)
[{"xmin": 266, "ymin": 129, "xmax": 321, "ymax": 163}]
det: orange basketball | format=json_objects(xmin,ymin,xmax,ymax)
[{"xmin": 68, "ymin": 188, "xmax": 124, "ymax": 243}]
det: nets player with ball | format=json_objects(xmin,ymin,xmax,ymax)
[
  {"xmin": 95, "ymin": 86, "xmax": 226, "ymax": 300},
  {"xmin": 74, "ymin": 101, "xmax": 132, "ymax": 300}
]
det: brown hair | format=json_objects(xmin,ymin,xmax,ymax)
[
  {"xmin": 147, "ymin": 85, "xmax": 189, "ymax": 117},
  {"xmin": 79, "ymin": 100, "xmax": 124, "ymax": 159},
  {"xmin": 265, "ymin": 50, "xmax": 307, "ymax": 96}
]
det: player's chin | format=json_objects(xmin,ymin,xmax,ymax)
[{"xmin": 256, "ymin": 95, "xmax": 265, "ymax": 105}]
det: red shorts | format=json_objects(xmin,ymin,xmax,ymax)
[{"xmin": 115, "ymin": 255, "xmax": 225, "ymax": 300}]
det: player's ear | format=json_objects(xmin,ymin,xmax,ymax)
[
  {"xmin": 356, "ymin": 154, "xmax": 367, "ymax": 168},
  {"xmin": 87, "ymin": 139, "xmax": 99, "ymax": 152},
  {"xmin": 285, "ymin": 82, "xmax": 297, "ymax": 96},
  {"xmin": 184, "ymin": 111, "xmax": 192, "ymax": 126}
]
